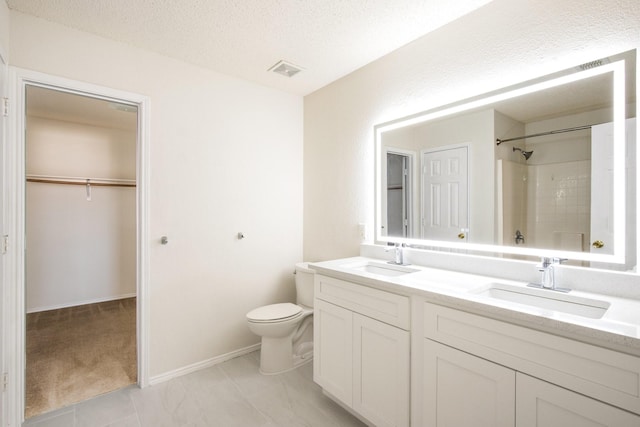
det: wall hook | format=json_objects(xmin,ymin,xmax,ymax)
[
  {"xmin": 237, "ymin": 232, "xmax": 245, "ymax": 240},
  {"xmin": 86, "ymin": 179, "xmax": 92, "ymax": 201}
]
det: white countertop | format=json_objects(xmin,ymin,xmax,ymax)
[{"xmin": 310, "ymin": 256, "xmax": 640, "ymax": 356}]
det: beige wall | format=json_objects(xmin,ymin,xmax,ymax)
[
  {"xmin": 26, "ymin": 117, "xmax": 137, "ymax": 312},
  {"xmin": 26, "ymin": 116, "xmax": 137, "ymax": 179},
  {"xmin": 0, "ymin": 1, "xmax": 9, "ymax": 59},
  {"xmin": 303, "ymin": 0, "xmax": 640, "ymax": 262},
  {"xmin": 10, "ymin": 11, "xmax": 303, "ymax": 377}
]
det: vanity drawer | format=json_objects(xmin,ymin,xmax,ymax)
[
  {"xmin": 423, "ymin": 303, "xmax": 640, "ymax": 415},
  {"xmin": 315, "ymin": 275, "xmax": 410, "ymax": 330}
]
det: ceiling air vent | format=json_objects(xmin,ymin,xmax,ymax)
[
  {"xmin": 268, "ymin": 60, "xmax": 303, "ymax": 78},
  {"xmin": 578, "ymin": 57, "xmax": 610, "ymax": 71}
]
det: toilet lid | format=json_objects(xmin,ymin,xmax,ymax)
[{"xmin": 246, "ymin": 303, "xmax": 302, "ymax": 322}]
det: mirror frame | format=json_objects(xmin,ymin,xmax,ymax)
[{"xmin": 374, "ymin": 50, "xmax": 634, "ymax": 265}]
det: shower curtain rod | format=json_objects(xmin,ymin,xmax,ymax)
[
  {"xmin": 26, "ymin": 175, "xmax": 136, "ymax": 187},
  {"xmin": 495, "ymin": 124, "xmax": 597, "ymax": 145}
]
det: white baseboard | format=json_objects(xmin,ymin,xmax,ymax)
[
  {"xmin": 27, "ymin": 293, "xmax": 137, "ymax": 313},
  {"xmin": 148, "ymin": 343, "xmax": 261, "ymax": 386}
]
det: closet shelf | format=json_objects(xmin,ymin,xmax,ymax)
[{"xmin": 26, "ymin": 174, "xmax": 136, "ymax": 188}]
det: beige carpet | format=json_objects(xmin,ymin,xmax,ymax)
[{"xmin": 26, "ymin": 297, "xmax": 137, "ymax": 418}]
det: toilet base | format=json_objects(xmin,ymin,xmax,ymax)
[{"xmin": 258, "ymin": 338, "xmax": 314, "ymax": 375}]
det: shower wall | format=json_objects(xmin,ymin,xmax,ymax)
[
  {"xmin": 500, "ymin": 156, "xmax": 591, "ymax": 251},
  {"xmin": 499, "ymin": 160, "xmax": 528, "ymax": 246},
  {"xmin": 496, "ymin": 110, "xmax": 526, "ymax": 246},
  {"xmin": 527, "ymin": 160, "xmax": 591, "ymax": 251}
]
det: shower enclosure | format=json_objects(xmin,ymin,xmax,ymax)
[{"xmin": 498, "ymin": 122, "xmax": 618, "ymax": 253}]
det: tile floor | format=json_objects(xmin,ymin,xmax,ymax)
[{"xmin": 23, "ymin": 351, "xmax": 366, "ymax": 427}]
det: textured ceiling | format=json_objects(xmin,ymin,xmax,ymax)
[{"xmin": 6, "ymin": 0, "xmax": 493, "ymax": 95}]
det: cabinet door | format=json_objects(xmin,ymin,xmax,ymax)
[
  {"xmin": 423, "ymin": 339, "xmax": 515, "ymax": 427},
  {"xmin": 516, "ymin": 373, "xmax": 640, "ymax": 427},
  {"xmin": 313, "ymin": 299, "xmax": 353, "ymax": 406},
  {"xmin": 353, "ymin": 313, "xmax": 410, "ymax": 427}
]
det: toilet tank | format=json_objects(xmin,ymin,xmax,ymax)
[{"xmin": 295, "ymin": 262, "xmax": 315, "ymax": 307}]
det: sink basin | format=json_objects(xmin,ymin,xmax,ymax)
[
  {"xmin": 342, "ymin": 261, "xmax": 420, "ymax": 277},
  {"xmin": 475, "ymin": 283, "xmax": 610, "ymax": 319}
]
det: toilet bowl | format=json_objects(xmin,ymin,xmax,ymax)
[{"xmin": 246, "ymin": 262, "xmax": 315, "ymax": 375}]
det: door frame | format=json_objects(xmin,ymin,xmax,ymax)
[
  {"xmin": 0, "ymin": 44, "xmax": 8, "ymax": 427},
  {"xmin": 4, "ymin": 67, "xmax": 150, "ymax": 425},
  {"xmin": 381, "ymin": 146, "xmax": 416, "ymax": 238}
]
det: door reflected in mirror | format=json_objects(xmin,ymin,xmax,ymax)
[{"xmin": 375, "ymin": 49, "xmax": 636, "ymax": 268}]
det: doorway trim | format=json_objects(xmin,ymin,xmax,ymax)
[
  {"xmin": 382, "ymin": 146, "xmax": 416, "ymax": 238},
  {"xmin": 5, "ymin": 67, "xmax": 150, "ymax": 425},
  {"xmin": 0, "ymin": 44, "xmax": 8, "ymax": 427}
]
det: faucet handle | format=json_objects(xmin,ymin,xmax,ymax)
[
  {"xmin": 538, "ymin": 257, "xmax": 552, "ymax": 268},
  {"xmin": 552, "ymin": 257, "xmax": 568, "ymax": 264}
]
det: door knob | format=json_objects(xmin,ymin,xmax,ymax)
[
  {"xmin": 458, "ymin": 233, "xmax": 465, "ymax": 239},
  {"xmin": 592, "ymin": 240, "xmax": 604, "ymax": 249}
]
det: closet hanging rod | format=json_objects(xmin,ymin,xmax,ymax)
[
  {"xmin": 495, "ymin": 124, "xmax": 598, "ymax": 145},
  {"xmin": 26, "ymin": 175, "xmax": 136, "ymax": 188}
]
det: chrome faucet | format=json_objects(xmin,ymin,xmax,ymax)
[
  {"xmin": 528, "ymin": 257, "xmax": 569, "ymax": 292},
  {"xmin": 386, "ymin": 243, "xmax": 407, "ymax": 265}
]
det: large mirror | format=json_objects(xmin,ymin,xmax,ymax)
[{"xmin": 375, "ymin": 49, "xmax": 637, "ymax": 269}]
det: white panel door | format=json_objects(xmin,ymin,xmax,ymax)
[
  {"xmin": 423, "ymin": 339, "xmax": 515, "ymax": 427},
  {"xmin": 422, "ymin": 146, "xmax": 469, "ymax": 241},
  {"xmin": 353, "ymin": 313, "xmax": 410, "ymax": 427},
  {"xmin": 516, "ymin": 373, "xmax": 640, "ymax": 427},
  {"xmin": 313, "ymin": 299, "xmax": 353, "ymax": 406}
]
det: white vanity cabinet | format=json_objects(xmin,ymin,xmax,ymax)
[
  {"xmin": 516, "ymin": 374, "xmax": 640, "ymax": 426},
  {"xmin": 314, "ymin": 299, "xmax": 354, "ymax": 406},
  {"xmin": 314, "ymin": 274, "xmax": 410, "ymax": 427},
  {"xmin": 422, "ymin": 339, "xmax": 515, "ymax": 427},
  {"xmin": 423, "ymin": 339, "xmax": 640, "ymax": 427},
  {"xmin": 420, "ymin": 302, "xmax": 640, "ymax": 427}
]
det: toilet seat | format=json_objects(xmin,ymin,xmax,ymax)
[{"xmin": 246, "ymin": 303, "xmax": 303, "ymax": 323}]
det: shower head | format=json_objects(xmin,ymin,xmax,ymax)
[{"xmin": 513, "ymin": 147, "xmax": 533, "ymax": 160}]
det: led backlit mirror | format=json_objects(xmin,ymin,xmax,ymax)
[{"xmin": 375, "ymin": 49, "xmax": 636, "ymax": 269}]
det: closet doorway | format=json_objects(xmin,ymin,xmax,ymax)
[{"xmin": 24, "ymin": 85, "xmax": 138, "ymax": 418}]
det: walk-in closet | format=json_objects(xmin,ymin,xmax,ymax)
[{"xmin": 24, "ymin": 85, "xmax": 138, "ymax": 418}]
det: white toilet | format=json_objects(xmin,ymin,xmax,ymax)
[{"xmin": 246, "ymin": 262, "xmax": 315, "ymax": 375}]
